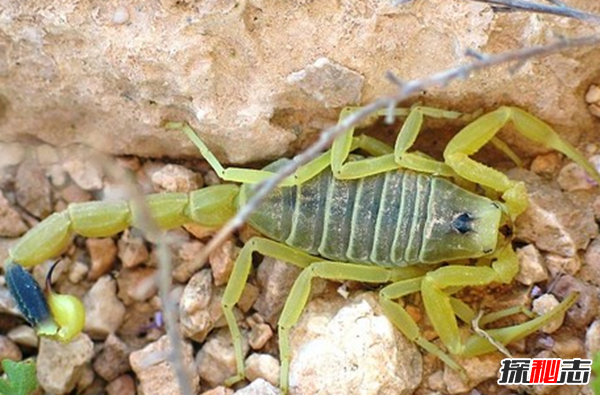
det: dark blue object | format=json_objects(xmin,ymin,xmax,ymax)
[{"xmin": 4, "ymin": 261, "xmax": 51, "ymax": 326}]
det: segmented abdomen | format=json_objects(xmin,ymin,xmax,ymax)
[{"xmin": 243, "ymin": 160, "xmax": 436, "ymax": 267}]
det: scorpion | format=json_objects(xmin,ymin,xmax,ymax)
[{"xmin": 5, "ymin": 105, "xmax": 600, "ymax": 392}]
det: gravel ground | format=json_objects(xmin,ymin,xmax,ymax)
[{"xmin": 1, "ymin": 121, "xmax": 600, "ymax": 395}]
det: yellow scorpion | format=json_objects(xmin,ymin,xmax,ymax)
[{"xmin": 5, "ymin": 106, "xmax": 600, "ymax": 392}]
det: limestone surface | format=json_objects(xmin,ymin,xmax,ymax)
[{"xmin": 2, "ymin": 1, "xmax": 600, "ymax": 163}]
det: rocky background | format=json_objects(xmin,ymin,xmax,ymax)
[{"xmin": 1, "ymin": 0, "xmax": 600, "ymax": 395}]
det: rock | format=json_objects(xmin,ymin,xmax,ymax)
[
  {"xmin": 118, "ymin": 229, "xmax": 149, "ymax": 269},
  {"xmin": 1, "ymin": 1, "xmax": 599, "ymax": 165},
  {"xmin": 84, "ymin": 275, "xmax": 126, "ymax": 339},
  {"xmin": 285, "ymin": 57, "xmax": 364, "ymax": 109},
  {"xmin": 172, "ymin": 240, "xmax": 207, "ymax": 283},
  {"xmin": 531, "ymin": 294, "xmax": 564, "ymax": 334},
  {"xmin": 557, "ymin": 158, "xmax": 600, "ymax": 191},
  {"xmin": 15, "ymin": 159, "xmax": 52, "ymax": 218},
  {"xmin": 93, "ymin": 334, "xmax": 131, "ymax": 381},
  {"xmin": 235, "ymin": 379, "xmax": 281, "ymax": 395},
  {"xmin": 196, "ymin": 328, "xmax": 250, "ymax": 388},
  {"xmin": 0, "ymin": 336, "xmax": 22, "ymax": 371},
  {"xmin": 0, "ymin": 191, "xmax": 28, "ymax": 237},
  {"xmin": 117, "ymin": 267, "xmax": 158, "ymax": 304},
  {"xmin": 106, "ymin": 374, "xmax": 136, "ymax": 395},
  {"xmin": 543, "ymin": 253, "xmax": 581, "ymax": 277},
  {"xmin": 254, "ymin": 257, "xmax": 302, "ymax": 326},
  {"xmin": 151, "ymin": 163, "xmax": 203, "ymax": 192},
  {"xmin": 60, "ymin": 183, "xmax": 93, "ymax": 203},
  {"xmin": 289, "ymin": 293, "xmax": 422, "ymax": 395},
  {"xmin": 37, "ymin": 334, "xmax": 95, "ymax": 394},
  {"xmin": 63, "ymin": 158, "xmax": 104, "ymax": 191},
  {"xmin": 245, "ymin": 353, "xmax": 280, "ymax": 387},
  {"xmin": 515, "ymin": 244, "xmax": 548, "ymax": 286},
  {"xmin": 7, "ymin": 325, "xmax": 38, "ymax": 348},
  {"xmin": 247, "ymin": 313, "xmax": 274, "ymax": 350},
  {"xmin": 581, "ymin": 237, "xmax": 600, "ymax": 287},
  {"xmin": 552, "ymin": 275, "xmax": 599, "ymax": 329},
  {"xmin": 0, "ymin": 143, "xmax": 25, "ymax": 169},
  {"xmin": 202, "ymin": 387, "xmax": 234, "ymax": 395},
  {"xmin": 238, "ymin": 283, "xmax": 260, "ymax": 313},
  {"xmin": 68, "ymin": 260, "xmax": 89, "ymax": 283},
  {"xmin": 86, "ymin": 238, "xmax": 117, "ymax": 280},
  {"xmin": 76, "ymin": 365, "xmax": 95, "ymax": 393},
  {"xmin": 586, "ymin": 319, "xmax": 600, "ymax": 359},
  {"xmin": 209, "ymin": 239, "xmax": 237, "ymax": 286},
  {"xmin": 442, "ymin": 353, "xmax": 504, "ymax": 394},
  {"xmin": 530, "ymin": 152, "xmax": 561, "ymax": 179},
  {"xmin": 130, "ymin": 335, "xmax": 199, "ymax": 395},
  {"xmin": 36, "ymin": 144, "xmax": 60, "ymax": 165},
  {"xmin": 552, "ymin": 332, "xmax": 585, "ymax": 360},
  {"xmin": 586, "ymin": 84, "xmax": 600, "ymax": 118},
  {"xmin": 179, "ymin": 269, "xmax": 221, "ymax": 342},
  {"xmin": 508, "ymin": 169, "xmax": 598, "ymax": 257}
]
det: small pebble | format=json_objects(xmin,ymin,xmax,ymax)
[
  {"xmin": 106, "ymin": 374, "xmax": 136, "ymax": 395},
  {"xmin": 117, "ymin": 267, "xmax": 158, "ymax": 303},
  {"xmin": 151, "ymin": 163, "xmax": 203, "ymax": 192},
  {"xmin": 442, "ymin": 353, "xmax": 504, "ymax": 394},
  {"xmin": 63, "ymin": 158, "xmax": 104, "ymax": 191},
  {"xmin": 585, "ymin": 319, "xmax": 600, "ymax": 358},
  {"xmin": 87, "ymin": 238, "xmax": 117, "ymax": 280},
  {"xmin": 238, "ymin": 283, "xmax": 260, "ymax": 313},
  {"xmin": 247, "ymin": 313, "xmax": 273, "ymax": 350},
  {"xmin": 0, "ymin": 142, "xmax": 25, "ymax": 168},
  {"xmin": 180, "ymin": 269, "xmax": 220, "ymax": 342},
  {"xmin": 532, "ymin": 294, "xmax": 564, "ymax": 334},
  {"xmin": 234, "ymin": 379, "xmax": 281, "ymax": 395},
  {"xmin": 544, "ymin": 253, "xmax": 580, "ymax": 277},
  {"xmin": 254, "ymin": 257, "xmax": 302, "ymax": 326},
  {"xmin": 130, "ymin": 335, "xmax": 199, "ymax": 395},
  {"xmin": 245, "ymin": 353, "xmax": 280, "ymax": 387},
  {"xmin": 515, "ymin": 244, "xmax": 548, "ymax": 285},
  {"xmin": 84, "ymin": 275, "xmax": 126, "ymax": 339},
  {"xmin": 36, "ymin": 144, "xmax": 60, "ymax": 165},
  {"xmin": 196, "ymin": 328, "xmax": 250, "ymax": 388},
  {"xmin": 7, "ymin": 325, "xmax": 38, "ymax": 348},
  {"xmin": 16, "ymin": 159, "xmax": 52, "ymax": 218},
  {"xmin": 0, "ymin": 191, "xmax": 28, "ymax": 237},
  {"xmin": 173, "ymin": 240, "xmax": 207, "ymax": 283},
  {"xmin": 112, "ymin": 6, "xmax": 130, "ymax": 25},
  {"xmin": 530, "ymin": 152, "xmax": 561, "ymax": 179},
  {"xmin": 118, "ymin": 229, "xmax": 149, "ymax": 268},
  {"xmin": 585, "ymin": 84, "xmax": 600, "ymax": 104},
  {"xmin": 0, "ymin": 336, "xmax": 22, "ymax": 371},
  {"xmin": 552, "ymin": 275, "xmax": 598, "ymax": 329},
  {"xmin": 93, "ymin": 334, "xmax": 131, "ymax": 381},
  {"xmin": 68, "ymin": 260, "xmax": 89, "ymax": 283},
  {"xmin": 60, "ymin": 183, "xmax": 93, "ymax": 203},
  {"xmin": 209, "ymin": 239, "xmax": 236, "ymax": 286},
  {"xmin": 202, "ymin": 387, "xmax": 234, "ymax": 395},
  {"xmin": 76, "ymin": 364, "xmax": 95, "ymax": 393}
]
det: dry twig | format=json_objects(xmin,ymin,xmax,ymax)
[
  {"xmin": 197, "ymin": 33, "xmax": 600, "ymax": 265},
  {"xmin": 90, "ymin": 152, "xmax": 194, "ymax": 395},
  {"xmin": 470, "ymin": 0, "xmax": 600, "ymax": 23}
]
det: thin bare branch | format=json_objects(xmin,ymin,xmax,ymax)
[
  {"xmin": 194, "ymin": 33, "xmax": 600, "ymax": 264},
  {"xmin": 470, "ymin": 0, "xmax": 600, "ymax": 23},
  {"xmin": 90, "ymin": 152, "xmax": 194, "ymax": 395}
]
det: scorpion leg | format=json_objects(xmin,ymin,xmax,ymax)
[
  {"xmin": 332, "ymin": 106, "xmax": 463, "ymax": 179},
  {"xmin": 277, "ymin": 262, "xmax": 426, "ymax": 393},
  {"xmin": 420, "ymin": 244, "xmax": 577, "ymax": 358},
  {"xmin": 444, "ymin": 106, "xmax": 600, "ymax": 218},
  {"xmin": 221, "ymin": 237, "xmax": 320, "ymax": 387}
]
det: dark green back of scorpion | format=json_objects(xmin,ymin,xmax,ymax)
[{"xmin": 239, "ymin": 159, "xmax": 502, "ymax": 267}]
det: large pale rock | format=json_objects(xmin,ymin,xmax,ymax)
[
  {"xmin": 288, "ymin": 293, "xmax": 422, "ymax": 395},
  {"xmin": 130, "ymin": 334, "xmax": 200, "ymax": 395},
  {"xmin": 2, "ymin": 2, "xmax": 600, "ymax": 163},
  {"xmin": 83, "ymin": 275, "xmax": 126, "ymax": 339},
  {"xmin": 37, "ymin": 335, "xmax": 95, "ymax": 395}
]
